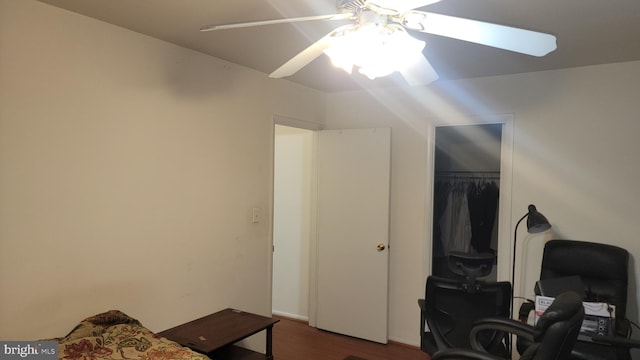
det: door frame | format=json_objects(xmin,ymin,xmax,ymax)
[
  {"xmin": 424, "ymin": 114, "xmax": 514, "ymax": 283},
  {"xmin": 270, "ymin": 116, "xmax": 391, "ymax": 336},
  {"xmin": 270, "ymin": 115, "xmax": 324, "ymax": 327}
]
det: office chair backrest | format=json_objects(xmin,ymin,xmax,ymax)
[
  {"xmin": 540, "ymin": 240, "xmax": 629, "ymax": 336},
  {"xmin": 518, "ymin": 291, "xmax": 585, "ymax": 360},
  {"xmin": 426, "ymin": 276, "xmax": 511, "ymax": 352},
  {"xmin": 424, "ymin": 253, "xmax": 511, "ymax": 356},
  {"xmin": 447, "ymin": 251, "xmax": 495, "ymax": 290}
]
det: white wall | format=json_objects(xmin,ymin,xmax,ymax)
[
  {"xmin": 325, "ymin": 60, "xmax": 640, "ymax": 348},
  {"xmin": 272, "ymin": 125, "xmax": 313, "ymax": 320},
  {"xmin": 3, "ymin": 1, "xmax": 640, "ymax": 354},
  {"xmin": 0, "ymin": 0, "xmax": 325, "ymax": 340}
]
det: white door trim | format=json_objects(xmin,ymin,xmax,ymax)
[
  {"xmin": 424, "ymin": 114, "xmax": 514, "ymax": 283},
  {"xmin": 271, "ymin": 115, "xmax": 325, "ymax": 327}
]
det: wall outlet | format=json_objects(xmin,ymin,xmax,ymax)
[{"xmin": 252, "ymin": 207, "xmax": 261, "ymax": 223}]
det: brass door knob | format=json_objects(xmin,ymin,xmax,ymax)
[{"xmin": 376, "ymin": 243, "xmax": 386, "ymax": 252}]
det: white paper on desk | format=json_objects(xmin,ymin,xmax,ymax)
[{"xmin": 534, "ymin": 295, "xmax": 616, "ymax": 339}]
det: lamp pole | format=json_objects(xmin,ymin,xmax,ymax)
[
  {"xmin": 511, "ymin": 204, "xmax": 551, "ymax": 316},
  {"xmin": 509, "ymin": 204, "xmax": 551, "ymax": 357},
  {"xmin": 512, "ymin": 212, "xmax": 529, "ymax": 315}
]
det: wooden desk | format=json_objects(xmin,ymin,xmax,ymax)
[{"xmin": 158, "ymin": 308, "xmax": 280, "ymax": 360}]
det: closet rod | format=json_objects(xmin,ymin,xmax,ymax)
[
  {"xmin": 435, "ymin": 170, "xmax": 500, "ymax": 180},
  {"xmin": 435, "ymin": 170, "xmax": 500, "ymax": 174}
]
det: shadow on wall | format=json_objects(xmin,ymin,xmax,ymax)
[{"xmin": 165, "ymin": 56, "xmax": 238, "ymax": 97}]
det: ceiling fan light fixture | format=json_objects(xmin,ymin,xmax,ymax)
[
  {"xmin": 401, "ymin": 12, "xmax": 428, "ymax": 31},
  {"xmin": 324, "ymin": 24, "xmax": 425, "ymax": 80},
  {"xmin": 205, "ymin": 0, "xmax": 558, "ymax": 84}
]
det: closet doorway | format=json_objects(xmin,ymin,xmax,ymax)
[
  {"xmin": 272, "ymin": 124, "xmax": 314, "ymax": 321},
  {"xmin": 430, "ymin": 117, "xmax": 513, "ymax": 282}
]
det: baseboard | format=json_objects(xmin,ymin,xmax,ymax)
[
  {"xmin": 271, "ymin": 310, "xmax": 309, "ymax": 322},
  {"xmin": 388, "ymin": 337, "xmax": 420, "ymax": 349},
  {"xmin": 273, "ymin": 313, "xmax": 421, "ymax": 350}
]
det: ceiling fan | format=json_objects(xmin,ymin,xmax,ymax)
[{"xmin": 201, "ymin": 0, "xmax": 557, "ymax": 85}]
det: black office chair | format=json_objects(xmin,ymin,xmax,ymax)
[
  {"xmin": 418, "ymin": 252, "xmax": 512, "ymax": 357},
  {"xmin": 432, "ymin": 291, "xmax": 585, "ymax": 360},
  {"xmin": 518, "ymin": 240, "xmax": 638, "ymax": 360}
]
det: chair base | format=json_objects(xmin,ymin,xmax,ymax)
[
  {"xmin": 421, "ymin": 330, "xmax": 509, "ymax": 358},
  {"xmin": 420, "ymin": 332, "xmax": 439, "ymax": 355}
]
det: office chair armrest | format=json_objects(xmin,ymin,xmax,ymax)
[
  {"xmin": 470, "ymin": 318, "xmax": 535, "ymax": 352},
  {"xmin": 590, "ymin": 335, "xmax": 640, "ymax": 349},
  {"xmin": 472, "ymin": 318, "xmax": 535, "ymax": 339},
  {"xmin": 433, "ymin": 318, "xmax": 536, "ymax": 359},
  {"xmin": 518, "ymin": 300, "xmax": 535, "ymax": 323},
  {"xmin": 432, "ymin": 348, "xmax": 504, "ymax": 360}
]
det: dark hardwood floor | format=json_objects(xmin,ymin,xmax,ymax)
[{"xmin": 272, "ymin": 316, "xmax": 431, "ymax": 360}]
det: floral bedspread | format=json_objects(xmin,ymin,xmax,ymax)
[{"xmin": 52, "ymin": 310, "xmax": 211, "ymax": 360}]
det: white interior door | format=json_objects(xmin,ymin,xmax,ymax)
[{"xmin": 315, "ymin": 128, "xmax": 391, "ymax": 344}]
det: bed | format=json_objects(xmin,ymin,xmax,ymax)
[{"xmin": 52, "ymin": 310, "xmax": 211, "ymax": 360}]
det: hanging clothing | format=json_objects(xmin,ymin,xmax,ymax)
[
  {"xmin": 439, "ymin": 182, "xmax": 472, "ymax": 253},
  {"xmin": 433, "ymin": 176, "xmax": 500, "ymax": 256},
  {"xmin": 467, "ymin": 181, "xmax": 500, "ymax": 254},
  {"xmin": 432, "ymin": 181, "xmax": 451, "ymax": 257}
]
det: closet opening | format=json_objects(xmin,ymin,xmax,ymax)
[
  {"xmin": 272, "ymin": 124, "xmax": 314, "ymax": 322},
  {"xmin": 432, "ymin": 123, "xmax": 503, "ymax": 282}
]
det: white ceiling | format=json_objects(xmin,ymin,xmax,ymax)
[{"xmin": 37, "ymin": 0, "xmax": 640, "ymax": 92}]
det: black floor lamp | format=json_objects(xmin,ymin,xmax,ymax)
[{"xmin": 511, "ymin": 204, "xmax": 552, "ymax": 315}]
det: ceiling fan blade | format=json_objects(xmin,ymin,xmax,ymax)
[
  {"xmin": 270, "ymin": 25, "xmax": 352, "ymax": 79},
  {"xmin": 399, "ymin": 54, "xmax": 439, "ymax": 86},
  {"xmin": 200, "ymin": 13, "xmax": 353, "ymax": 32},
  {"xmin": 367, "ymin": 0, "xmax": 441, "ymax": 13},
  {"xmin": 402, "ymin": 11, "xmax": 557, "ymax": 56}
]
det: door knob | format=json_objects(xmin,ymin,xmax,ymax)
[{"xmin": 376, "ymin": 243, "xmax": 386, "ymax": 252}]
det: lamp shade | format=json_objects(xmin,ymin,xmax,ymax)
[{"xmin": 526, "ymin": 204, "xmax": 551, "ymax": 233}]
